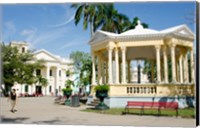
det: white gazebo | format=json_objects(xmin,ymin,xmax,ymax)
[{"xmin": 88, "ymin": 21, "xmax": 195, "ymax": 108}]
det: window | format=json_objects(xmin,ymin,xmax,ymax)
[
  {"xmin": 22, "ymin": 47, "xmax": 25, "ymax": 53},
  {"xmin": 36, "ymin": 69, "xmax": 41, "ymax": 76},
  {"xmin": 59, "ymin": 70, "xmax": 61, "ymax": 77},
  {"xmin": 66, "ymin": 70, "xmax": 70, "ymax": 77},
  {"xmin": 25, "ymin": 85, "xmax": 28, "ymax": 92},
  {"xmin": 49, "ymin": 86, "xmax": 52, "ymax": 92},
  {"xmin": 50, "ymin": 70, "xmax": 52, "ymax": 76}
]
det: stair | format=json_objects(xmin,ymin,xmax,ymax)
[{"xmin": 88, "ymin": 98, "xmax": 100, "ymax": 106}]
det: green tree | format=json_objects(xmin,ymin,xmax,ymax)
[
  {"xmin": 71, "ymin": 3, "xmax": 111, "ymax": 37},
  {"xmin": 124, "ymin": 17, "xmax": 148, "ymax": 31},
  {"xmin": 69, "ymin": 51, "xmax": 92, "ymax": 94},
  {"xmin": 1, "ymin": 43, "xmax": 44, "ymax": 96}
]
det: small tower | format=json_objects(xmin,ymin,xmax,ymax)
[{"xmin": 10, "ymin": 41, "xmax": 29, "ymax": 53}]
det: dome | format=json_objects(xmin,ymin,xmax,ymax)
[{"xmin": 120, "ymin": 20, "xmax": 159, "ymax": 36}]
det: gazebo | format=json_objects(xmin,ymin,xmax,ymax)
[{"xmin": 88, "ymin": 21, "xmax": 195, "ymax": 108}]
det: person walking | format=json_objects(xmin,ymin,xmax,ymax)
[{"xmin": 8, "ymin": 88, "xmax": 18, "ymax": 113}]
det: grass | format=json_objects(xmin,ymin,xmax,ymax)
[{"xmin": 82, "ymin": 107, "xmax": 195, "ymax": 118}]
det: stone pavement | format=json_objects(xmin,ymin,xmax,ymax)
[{"xmin": 0, "ymin": 97, "xmax": 196, "ymax": 127}]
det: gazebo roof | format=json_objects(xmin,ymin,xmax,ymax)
[{"xmin": 89, "ymin": 20, "xmax": 194, "ymax": 44}]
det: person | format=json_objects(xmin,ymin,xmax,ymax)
[{"xmin": 8, "ymin": 88, "xmax": 17, "ymax": 113}]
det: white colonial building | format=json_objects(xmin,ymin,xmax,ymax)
[{"xmin": 10, "ymin": 41, "xmax": 74, "ymax": 96}]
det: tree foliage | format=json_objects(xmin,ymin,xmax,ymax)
[
  {"xmin": 1, "ymin": 43, "xmax": 44, "ymax": 95},
  {"xmin": 69, "ymin": 51, "xmax": 92, "ymax": 90}
]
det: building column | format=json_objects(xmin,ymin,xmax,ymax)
[
  {"xmin": 171, "ymin": 44, "xmax": 176, "ymax": 83},
  {"xmin": 179, "ymin": 54, "xmax": 183, "ymax": 83},
  {"xmin": 115, "ymin": 47, "xmax": 119, "ymax": 84},
  {"xmin": 184, "ymin": 50, "xmax": 189, "ymax": 83},
  {"xmin": 46, "ymin": 66, "xmax": 50, "ymax": 95},
  {"xmin": 121, "ymin": 46, "xmax": 127, "ymax": 84},
  {"xmin": 190, "ymin": 48, "xmax": 195, "ymax": 83},
  {"xmin": 163, "ymin": 46, "xmax": 168, "ymax": 83},
  {"xmin": 108, "ymin": 47, "xmax": 113, "ymax": 84},
  {"xmin": 56, "ymin": 67, "xmax": 60, "ymax": 96},
  {"xmin": 128, "ymin": 60, "xmax": 131, "ymax": 83},
  {"xmin": 92, "ymin": 53, "xmax": 97, "ymax": 85},
  {"xmin": 155, "ymin": 45, "xmax": 161, "ymax": 83}
]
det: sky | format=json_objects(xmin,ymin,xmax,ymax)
[{"xmin": 2, "ymin": 2, "xmax": 196, "ymax": 58}]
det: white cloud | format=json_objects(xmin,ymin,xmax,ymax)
[
  {"xmin": 31, "ymin": 27, "xmax": 69, "ymax": 46},
  {"xmin": 48, "ymin": 5, "xmax": 75, "ymax": 28},
  {"xmin": 3, "ymin": 21, "xmax": 16, "ymax": 40},
  {"xmin": 57, "ymin": 38, "xmax": 88, "ymax": 51},
  {"xmin": 49, "ymin": 14, "xmax": 75, "ymax": 28},
  {"xmin": 5, "ymin": 21, "xmax": 16, "ymax": 33},
  {"xmin": 20, "ymin": 28, "xmax": 37, "ymax": 36}
]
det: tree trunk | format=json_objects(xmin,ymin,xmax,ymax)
[{"xmin": 90, "ymin": 22, "xmax": 94, "ymax": 38}]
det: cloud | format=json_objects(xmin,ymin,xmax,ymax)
[
  {"xmin": 3, "ymin": 21, "xmax": 16, "ymax": 40},
  {"xmin": 57, "ymin": 38, "xmax": 88, "ymax": 51},
  {"xmin": 5, "ymin": 21, "xmax": 16, "ymax": 33},
  {"xmin": 31, "ymin": 27, "xmax": 68, "ymax": 46},
  {"xmin": 20, "ymin": 28, "xmax": 37, "ymax": 36},
  {"xmin": 49, "ymin": 13, "xmax": 75, "ymax": 28}
]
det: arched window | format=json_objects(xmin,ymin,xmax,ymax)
[{"xmin": 22, "ymin": 47, "xmax": 25, "ymax": 53}]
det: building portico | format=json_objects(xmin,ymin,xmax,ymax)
[{"xmin": 88, "ymin": 21, "xmax": 195, "ymax": 108}]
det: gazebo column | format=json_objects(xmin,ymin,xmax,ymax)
[
  {"xmin": 151, "ymin": 60, "xmax": 155, "ymax": 83},
  {"xmin": 97, "ymin": 55, "xmax": 102, "ymax": 84},
  {"xmin": 108, "ymin": 47, "xmax": 113, "ymax": 84},
  {"xmin": 92, "ymin": 53, "xmax": 97, "ymax": 85},
  {"xmin": 119, "ymin": 61, "xmax": 122, "ymax": 83},
  {"xmin": 183, "ymin": 51, "xmax": 189, "ymax": 83},
  {"xmin": 115, "ymin": 47, "xmax": 119, "ymax": 84},
  {"xmin": 179, "ymin": 54, "xmax": 183, "ymax": 83},
  {"xmin": 155, "ymin": 45, "xmax": 161, "ymax": 83},
  {"xmin": 128, "ymin": 60, "xmax": 131, "ymax": 83},
  {"xmin": 106, "ymin": 60, "xmax": 108, "ymax": 83},
  {"xmin": 163, "ymin": 46, "xmax": 168, "ymax": 83},
  {"xmin": 121, "ymin": 46, "xmax": 127, "ymax": 84},
  {"xmin": 190, "ymin": 48, "xmax": 194, "ymax": 83},
  {"xmin": 170, "ymin": 44, "xmax": 176, "ymax": 83},
  {"xmin": 176, "ymin": 58, "xmax": 179, "ymax": 82},
  {"xmin": 102, "ymin": 60, "xmax": 106, "ymax": 84}
]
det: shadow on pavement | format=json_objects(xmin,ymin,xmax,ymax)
[
  {"xmin": 1, "ymin": 117, "xmax": 30, "ymax": 124},
  {"xmin": 32, "ymin": 119, "xmax": 61, "ymax": 124}
]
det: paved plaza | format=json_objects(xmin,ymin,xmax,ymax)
[{"xmin": 0, "ymin": 97, "xmax": 196, "ymax": 127}]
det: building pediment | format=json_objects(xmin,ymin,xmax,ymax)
[{"xmin": 33, "ymin": 49, "xmax": 60, "ymax": 62}]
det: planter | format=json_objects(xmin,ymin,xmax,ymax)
[
  {"xmin": 63, "ymin": 91, "xmax": 72, "ymax": 105},
  {"xmin": 95, "ymin": 91, "xmax": 109, "ymax": 110}
]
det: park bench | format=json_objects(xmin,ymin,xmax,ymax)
[
  {"xmin": 54, "ymin": 96, "xmax": 66, "ymax": 105},
  {"xmin": 124, "ymin": 101, "xmax": 179, "ymax": 117}
]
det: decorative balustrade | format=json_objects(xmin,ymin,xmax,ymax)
[
  {"xmin": 90, "ymin": 83, "xmax": 194, "ymax": 97},
  {"xmin": 127, "ymin": 86, "xmax": 157, "ymax": 94}
]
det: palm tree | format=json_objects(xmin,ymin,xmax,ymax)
[
  {"xmin": 71, "ymin": 3, "xmax": 110, "ymax": 37},
  {"xmin": 100, "ymin": 4, "xmax": 130, "ymax": 34},
  {"xmin": 123, "ymin": 17, "xmax": 149, "ymax": 32}
]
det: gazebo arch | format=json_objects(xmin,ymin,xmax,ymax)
[{"xmin": 88, "ymin": 21, "xmax": 195, "ymax": 108}]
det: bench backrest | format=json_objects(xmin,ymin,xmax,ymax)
[{"xmin": 127, "ymin": 101, "xmax": 178, "ymax": 109}]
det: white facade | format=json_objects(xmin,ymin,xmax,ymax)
[{"xmin": 10, "ymin": 41, "xmax": 74, "ymax": 96}]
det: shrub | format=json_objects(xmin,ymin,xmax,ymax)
[{"xmin": 94, "ymin": 84, "xmax": 110, "ymax": 92}]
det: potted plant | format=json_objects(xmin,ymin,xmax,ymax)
[
  {"xmin": 62, "ymin": 86, "xmax": 73, "ymax": 105},
  {"xmin": 94, "ymin": 84, "xmax": 110, "ymax": 110}
]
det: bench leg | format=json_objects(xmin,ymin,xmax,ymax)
[
  {"xmin": 176, "ymin": 109, "xmax": 178, "ymax": 118},
  {"xmin": 158, "ymin": 109, "xmax": 161, "ymax": 116}
]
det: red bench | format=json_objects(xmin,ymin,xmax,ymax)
[{"xmin": 124, "ymin": 101, "xmax": 179, "ymax": 117}]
